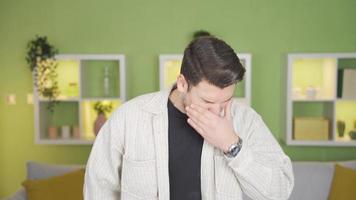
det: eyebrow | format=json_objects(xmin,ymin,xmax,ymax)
[{"xmin": 203, "ymin": 97, "xmax": 232, "ymax": 104}]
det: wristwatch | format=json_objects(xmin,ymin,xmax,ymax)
[{"xmin": 224, "ymin": 137, "xmax": 243, "ymax": 158}]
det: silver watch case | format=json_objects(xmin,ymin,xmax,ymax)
[{"xmin": 224, "ymin": 138, "xmax": 243, "ymax": 158}]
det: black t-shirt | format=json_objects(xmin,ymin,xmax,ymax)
[{"xmin": 168, "ymin": 99, "xmax": 203, "ymax": 200}]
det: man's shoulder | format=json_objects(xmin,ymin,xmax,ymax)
[
  {"xmin": 118, "ymin": 90, "xmax": 164, "ymax": 112},
  {"xmin": 232, "ymin": 101, "xmax": 258, "ymax": 115},
  {"xmin": 231, "ymin": 101, "xmax": 260, "ymax": 122}
]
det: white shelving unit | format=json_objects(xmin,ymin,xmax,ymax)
[
  {"xmin": 159, "ymin": 53, "xmax": 252, "ymax": 106},
  {"xmin": 34, "ymin": 54, "xmax": 126, "ymax": 145},
  {"xmin": 286, "ymin": 53, "xmax": 356, "ymax": 146}
]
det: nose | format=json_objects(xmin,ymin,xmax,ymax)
[{"xmin": 209, "ymin": 103, "xmax": 223, "ymax": 116}]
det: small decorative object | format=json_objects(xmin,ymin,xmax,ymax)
[
  {"xmin": 337, "ymin": 120, "xmax": 346, "ymax": 138},
  {"xmin": 48, "ymin": 126, "xmax": 58, "ymax": 139},
  {"xmin": 305, "ymin": 86, "xmax": 317, "ymax": 99},
  {"xmin": 67, "ymin": 82, "xmax": 78, "ymax": 97},
  {"xmin": 72, "ymin": 125, "xmax": 80, "ymax": 139},
  {"xmin": 93, "ymin": 101, "xmax": 113, "ymax": 136},
  {"xmin": 349, "ymin": 130, "xmax": 356, "ymax": 140},
  {"xmin": 293, "ymin": 87, "xmax": 302, "ymax": 99},
  {"xmin": 341, "ymin": 69, "xmax": 356, "ymax": 99},
  {"xmin": 61, "ymin": 126, "xmax": 71, "ymax": 139},
  {"xmin": 314, "ymin": 87, "xmax": 320, "ymax": 98},
  {"xmin": 26, "ymin": 35, "xmax": 59, "ymax": 112},
  {"xmin": 103, "ymin": 66, "xmax": 110, "ymax": 97}
]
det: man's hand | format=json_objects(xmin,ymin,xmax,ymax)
[{"xmin": 186, "ymin": 100, "xmax": 239, "ymax": 152}]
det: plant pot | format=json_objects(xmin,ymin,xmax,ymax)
[
  {"xmin": 94, "ymin": 113, "xmax": 107, "ymax": 136},
  {"xmin": 72, "ymin": 125, "xmax": 80, "ymax": 139},
  {"xmin": 349, "ymin": 130, "xmax": 356, "ymax": 140},
  {"xmin": 337, "ymin": 120, "xmax": 346, "ymax": 137},
  {"xmin": 48, "ymin": 126, "xmax": 58, "ymax": 139}
]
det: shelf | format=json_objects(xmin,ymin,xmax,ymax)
[
  {"xmin": 34, "ymin": 54, "xmax": 126, "ymax": 145},
  {"xmin": 337, "ymin": 58, "xmax": 356, "ymax": 99},
  {"xmin": 39, "ymin": 97, "xmax": 79, "ymax": 102},
  {"xmin": 293, "ymin": 98, "xmax": 334, "ymax": 102},
  {"xmin": 335, "ymin": 100, "xmax": 356, "ymax": 142},
  {"xmin": 81, "ymin": 100, "xmax": 122, "ymax": 140},
  {"xmin": 337, "ymin": 98, "xmax": 356, "ymax": 101},
  {"xmin": 287, "ymin": 140, "xmax": 356, "ymax": 147},
  {"xmin": 56, "ymin": 59, "xmax": 80, "ymax": 98},
  {"xmin": 287, "ymin": 53, "xmax": 356, "ymax": 146},
  {"xmin": 81, "ymin": 60, "xmax": 120, "ymax": 98},
  {"xmin": 38, "ymin": 101, "xmax": 79, "ymax": 140},
  {"xmin": 82, "ymin": 97, "xmax": 121, "ymax": 101},
  {"xmin": 293, "ymin": 102, "xmax": 334, "ymax": 118},
  {"xmin": 292, "ymin": 58, "xmax": 336, "ymax": 100},
  {"xmin": 292, "ymin": 102, "xmax": 334, "ymax": 141}
]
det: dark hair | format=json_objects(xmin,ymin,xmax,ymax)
[
  {"xmin": 180, "ymin": 36, "xmax": 245, "ymax": 89},
  {"xmin": 193, "ymin": 30, "xmax": 212, "ymax": 39}
]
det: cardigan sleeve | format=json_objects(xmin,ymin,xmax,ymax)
[
  {"xmin": 226, "ymin": 114, "xmax": 294, "ymax": 200},
  {"xmin": 84, "ymin": 109, "xmax": 125, "ymax": 200}
]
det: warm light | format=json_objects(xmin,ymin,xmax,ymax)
[
  {"xmin": 164, "ymin": 60, "xmax": 182, "ymax": 89},
  {"xmin": 292, "ymin": 58, "xmax": 336, "ymax": 99}
]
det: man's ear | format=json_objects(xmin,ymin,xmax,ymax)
[{"xmin": 176, "ymin": 74, "xmax": 188, "ymax": 93}]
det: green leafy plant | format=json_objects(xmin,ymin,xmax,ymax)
[
  {"xmin": 94, "ymin": 101, "xmax": 113, "ymax": 116},
  {"xmin": 26, "ymin": 36, "xmax": 59, "ymax": 112}
]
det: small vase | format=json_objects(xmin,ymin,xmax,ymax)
[
  {"xmin": 94, "ymin": 113, "xmax": 107, "ymax": 136},
  {"xmin": 61, "ymin": 126, "xmax": 71, "ymax": 139},
  {"xmin": 72, "ymin": 125, "xmax": 80, "ymax": 139},
  {"xmin": 48, "ymin": 126, "xmax": 58, "ymax": 139},
  {"xmin": 349, "ymin": 130, "xmax": 356, "ymax": 140},
  {"xmin": 337, "ymin": 120, "xmax": 346, "ymax": 138},
  {"xmin": 306, "ymin": 86, "xmax": 317, "ymax": 99}
]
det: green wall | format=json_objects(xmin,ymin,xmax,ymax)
[{"xmin": 1, "ymin": 0, "xmax": 356, "ymax": 197}]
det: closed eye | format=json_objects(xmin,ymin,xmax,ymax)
[{"xmin": 203, "ymin": 97, "xmax": 232, "ymax": 104}]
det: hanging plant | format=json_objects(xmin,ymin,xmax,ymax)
[{"xmin": 26, "ymin": 36, "xmax": 60, "ymax": 112}]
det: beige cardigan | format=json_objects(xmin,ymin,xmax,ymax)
[{"xmin": 84, "ymin": 89, "xmax": 294, "ymax": 200}]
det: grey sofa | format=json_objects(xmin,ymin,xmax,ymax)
[{"xmin": 4, "ymin": 160, "xmax": 356, "ymax": 200}]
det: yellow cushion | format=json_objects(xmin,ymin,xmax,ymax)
[
  {"xmin": 328, "ymin": 164, "xmax": 356, "ymax": 200},
  {"xmin": 22, "ymin": 168, "xmax": 85, "ymax": 200}
]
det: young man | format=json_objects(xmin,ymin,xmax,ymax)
[{"xmin": 84, "ymin": 37, "xmax": 294, "ymax": 200}]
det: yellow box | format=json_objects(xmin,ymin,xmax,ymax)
[{"xmin": 293, "ymin": 117, "xmax": 330, "ymax": 140}]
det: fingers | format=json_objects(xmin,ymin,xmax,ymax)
[
  {"xmin": 187, "ymin": 118, "xmax": 205, "ymax": 136},
  {"xmin": 224, "ymin": 99, "xmax": 233, "ymax": 119},
  {"xmin": 190, "ymin": 104, "xmax": 216, "ymax": 120},
  {"xmin": 186, "ymin": 105, "xmax": 210, "ymax": 126}
]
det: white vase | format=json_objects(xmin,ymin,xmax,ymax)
[
  {"xmin": 61, "ymin": 126, "xmax": 71, "ymax": 139},
  {"xmin": 306, "ymin": 86, "xmax": 317, "ymax": 99}
]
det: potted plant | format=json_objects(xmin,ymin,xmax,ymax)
[
  {"xmin": 26, "ymin": 35, "xmax": 59, "ymax": 112},
  {"xmin": 93, "ymin": 101, "xmax": 113, "ymax": 136}
]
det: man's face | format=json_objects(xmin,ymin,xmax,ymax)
[{"xmin": 181, "ymin": 80, "xmax": 236, "ymax": 116}]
